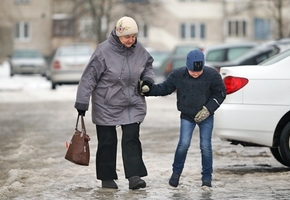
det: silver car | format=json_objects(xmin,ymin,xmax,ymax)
[
  {"xmin": 49, "ymin": 44, "xmax": 94, "ymax": 89},
  {"xmin": 9, "ymin": 49, "xmax": 47, "ymax": 76},
  {"xmin": 203, "ymin": 42, "xmax": 258, "ymax": 70}
]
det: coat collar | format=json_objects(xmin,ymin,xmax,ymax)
[{"xmin": 108, "ymin": 29, "xmax": 137, "ymax": 54}]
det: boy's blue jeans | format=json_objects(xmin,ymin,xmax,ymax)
[{"xmin": 172, "ymin": 116, "xmax": 213, "ymax": 181}]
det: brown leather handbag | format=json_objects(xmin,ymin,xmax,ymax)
[{"xmin": 65, "ymin": 114, "xmax": 90, "ymax": 166}]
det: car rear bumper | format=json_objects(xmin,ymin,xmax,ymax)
[
  {"xmin": 214, "ymin": 104, "xmax": 289, "ymax": 147},
  {"xmin": 50, "ymin": 71, "xmax": 82, "ymax": 84},
  {"xmin": 11, "ymin": 65, "xmax": 46, "ymax": 74}
]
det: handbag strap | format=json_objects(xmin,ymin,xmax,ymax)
[
  {"xmin": 75, "ymin": 114, "xmax": 87, "ymax": 136},
  {"xmin": 80, "ymin": 115, "xmax": 86, "ymax": 135},
  {"xmin": 75, "ymin": 114, "xmax": 80, "ymax": 130}
]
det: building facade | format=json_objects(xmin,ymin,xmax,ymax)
[{"xmin": 1, "ymin": 0, "xmax": 289, "ymax": 58}]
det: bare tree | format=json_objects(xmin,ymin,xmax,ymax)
[
  {"xmin": 262, "ymin": 0, "xmax": 290, "ymax": 39},
  {"xmin": 0, "ymin": 2, "xmax": 13, "ymax": 63},
  {"xmin": 225, "ymin": 0, "xmax": 290, "ymax": 39},
  {"xmin": 86, "ymin": 0, "xmax": 114, "ymax": 43},
  {"xmin": 71, "ymin": 0, "xmax": 160, "ymax": 44}
]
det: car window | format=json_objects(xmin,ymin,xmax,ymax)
[
  {"xmin": 172, "ymin": 58, "xmax": 186, "ymax": 70},
  {"xmin": 13, "ymin": 50, "xmax": 42, "ymax": 58},
  {"xmin": 173, "ymin": 46, "xmax": 200, "ymax": 56},
  {"xmin": 206, "ymin": 47, "xmax": 253, "ymax": 62},
  {"xmin": 206, "ymin": 49, "xmax": 225, "ymax": 62},
  {"xmin": 227, "ymin": 47, "xmax": 253, "ymax": 61},
  {"xmin": 150, "ymin": 52, "xmax": 170, "ymax": 63},
  {"xmin": 259, "ymin": 48, "xmax": 290, "ymax": 65},
  {"xmin": 241, "ymin": 49, "xmax": 279, "ymax": 65},
  {"xmin": 233, "ymin": 45, "xmax": 279, "ymax": 65},
  {"xmin": 255, "ymin": 54, "xmax": 270, "ymax": 64},
  {"xmin": 58, "ymin": 46, "xmax": 93, "ymax": 56}
]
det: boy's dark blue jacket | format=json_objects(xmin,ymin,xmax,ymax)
[{"xmin": 145, "ymin": 66, "xmax": 226, "ymax": 122}]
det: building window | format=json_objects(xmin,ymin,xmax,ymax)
[
  {"xmin": 14, "ymin": 22, "xmax": 30, "ymax": 40},
  {"xmin": 200, "ymin": 24, "xmax": 205, "ymax": 38},
  {"xmin": 180, "ymin": 23, "xmax": 206, "ymax": 39},
  {"xmin": 14, "ymin": 0, "xmax": 30, "ymax": 3},
  {"xmin": 179, "ymin": 0, "xmax": 206, "ymax": 2},
  {"xmin": 228, "ymin": 20, "xmax": 247, "ymax": 37},
  {"xmin": 52, "ymin": 14, "xmax": 74, "ymax": 37},
  {"xmin": 190, "ymin": 24, "xmax": 196, "ymax": 38},
  {"xmin": 181, "ymin": 24, "xmax": 186, "ymax": 38},
  {"xmin": 123, "ymin": 0, "xmax": 148, "ymax": 2},
  {"xmin": 254, "ymin": 18, "xmax": 270, "ymax": 40}
]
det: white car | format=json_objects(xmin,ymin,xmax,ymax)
[
  {"xmin": 49, "ymin": 44, "xmax": 94, "ymax": 89},
  {"xmin": 9, "ymin": 49, "xmax": 47, "ymax": 77},
  {"xmin": 215, "ymin": 48, "xmax": 290, "ymax": 167}
]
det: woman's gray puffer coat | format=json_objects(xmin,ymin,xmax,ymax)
[{"xmin": 74, "ymin": 30, "xmax": 155, "ymax": 126}]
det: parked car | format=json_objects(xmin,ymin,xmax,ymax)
[
  {"xmin": 215, "ymin": 48, "xmax": 290, "ymax": 167},
  {"xmin": 203, "ymin": 42, "xmax": 258, "ymax": 69},
  {"xmin": 146, "ymin": 48, "xmax": 170, "ymax": 76},
  {"xmin": 160, "ymin": 44, "xmax": 201, "ymax": 78},
  {"xmin": 172, "ymin": 44, "xmax": 202, "ymax": 56},
  {"xmin": 48, "ymin": 44, "xmax": 94, "ymax": 89},
  {"xmin": 213, "ymin": 40, "xmax": 290, "ymax": 71},
  {"xmin": 9, "ymin": 49, "xmax": 47, "ymax": 76},
  {"xmin": 159, "ymin": 55, "xmax": 186, "ymax": 78}
]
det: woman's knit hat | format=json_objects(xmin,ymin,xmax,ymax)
[{"xmin": 115, "ymin": 16, "xmax": 138, "ymax": 37}]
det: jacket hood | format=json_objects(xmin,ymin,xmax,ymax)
[{"xmin": 108, "ymin": 29, "xmax": 137, "ymax": 53}]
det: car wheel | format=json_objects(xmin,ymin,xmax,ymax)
[
  {"xmin": 51, "ymin": 83, "xmax": 56, "ymax": 90},
  {"xmin": 279, "ymin": 122, "xmax": 290, "ymax": 167},
  {"xmin": 270, "ymin": 147, "xmax": 287, "ymax": 166}
]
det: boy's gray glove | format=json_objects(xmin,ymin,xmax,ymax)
[
  {"xmin": 194, "ymin": 106, "xmax": 210, "ymax": 123},
  {"xmin": 140, "ymin": 80, "xmax": 152, "ymax": 95}
]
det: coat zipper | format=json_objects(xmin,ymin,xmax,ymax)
[{"xmin": 126, "ymin": 50, "xmax": 132, "ymax": 122}]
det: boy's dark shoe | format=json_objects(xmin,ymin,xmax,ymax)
[
  {"xmin": 169, "ymin": 173, "xmax": 180, "ymax": 187},
  {"xmin": 201, "ymin": 180, "xmax": 212, "ymax": 188},
  {"xmin": 102, "ymin": 180, "xmax": 118, "ymax": 189},
  {"xmin": 128, "ymin": 176, "xmax": 146, "ymax": 190}
]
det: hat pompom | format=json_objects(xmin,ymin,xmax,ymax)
[{"xmin": 116, "ymin": 16, "xmax": 138, "ymax": 37}]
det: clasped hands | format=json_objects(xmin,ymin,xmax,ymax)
[
  {"xmin": 140, "ymin": 80, "xmax": 152, "ymax": 95},
  {"xmin": 77, "ymin": 80, "xmax": 153, "ymax": 116}
]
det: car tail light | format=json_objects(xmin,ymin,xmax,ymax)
[
  {"xmin": 53, "ymin": 61, "xmax": 61, "ymax": 70},
  {"xmin": 165, "ymin": 61, "xmax": 172, "ymax": 75},
  {"xmin": 223, "ymin": 76, "xmax": 249, "ymax": 94}
]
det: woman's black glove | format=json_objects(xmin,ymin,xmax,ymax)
[
  {"xmin": 77, "ymin": 109, "xmax": 86, "ymax": 116},
  {"xmin": 140, "ymin": 80, "xmax": 153, "ymax": 95}
]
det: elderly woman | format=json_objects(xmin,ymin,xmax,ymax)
[{"xmin": 74, "ymin": 16, "xmax": 154, "ymax": 190}]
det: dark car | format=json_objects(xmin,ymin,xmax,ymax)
[
  {"xmin": 146, "ymin": 48, "xmax": 170, "ymax": 76},
  {"xmin": 160, "ymin": 55, "xmax": 186, "ymax": 78},
  {"xmin": 214, "ymin": 40, "xmax": 290, "ymax": 71},
  {"xmin": 172, "ymin": 44, "xmax": 202, "ymax": 56},
  {"xmin": 160, "ymin": 44, "xmax": 201, "ymax": 78}
]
